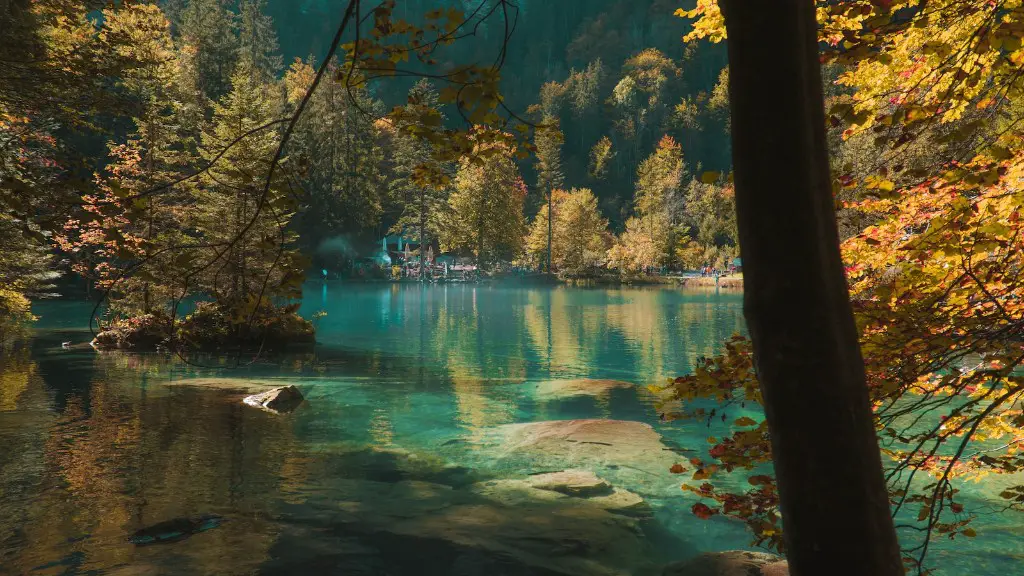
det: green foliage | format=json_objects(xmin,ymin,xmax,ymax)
[
  {"xmin": 526, "ymin": 188, "xmax": 611, "ymax": 275},
  {"xmin": 607, "ymin": 135, "xmax": 684, "ymax": 272},
  {"xmin": 285, "ymin": 58, "xmax": 387, "ymax": 250},
  {"xmin": 0, "ymin": 287, "xmax": 36, "ymax": 347},
  {"xmin": 192, "ymin": 58, "xmax": 304, "ymax": 306},
  {"xmin": 384, "ymin": 79, "xmax": 451, "ymax": 260},
  {"xmin": 441, "ymin": 133, "xmax": 528, "ymax": 268},
  {"xmin": 179, "ymin": 0, "xmax": 239, "ymax": 100}
]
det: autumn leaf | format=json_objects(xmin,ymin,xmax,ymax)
[{"xmin": 692, "ymin": 503, "xmax": 719, "ymax": 520}]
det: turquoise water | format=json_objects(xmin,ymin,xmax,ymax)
[{"xmin": 0, "ymin": 283, "xmax": 1020, "ymax": 574}]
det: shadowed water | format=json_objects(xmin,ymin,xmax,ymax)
[{"xmin": 0, "ymin": 283, "xmax": 1020, "ymax": 575}]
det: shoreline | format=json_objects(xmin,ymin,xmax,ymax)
[{"xmin": 314, "ymin": 274, "xmax": 744, "ymax": 289}]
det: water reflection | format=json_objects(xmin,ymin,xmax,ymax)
[{"xmin": 1, "ymin": 285, "xmax": 748, "ymax": 575}]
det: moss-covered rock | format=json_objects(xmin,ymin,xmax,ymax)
[
  {"xmin": 175, "ymin": 302, "xmax": 315, "ymax": 351},
  {"xmin": 91, "ymin": 313, "xmax": 171, "ymax": 351}
]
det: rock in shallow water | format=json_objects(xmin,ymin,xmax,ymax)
[
  {"xmin": 533, "ymin": 378, "xmax": 635, "ymax": 399},
  {"xmin": 128, "ymin": 514, "xmax": 225, "ymax": 545},
  {"xmin": 243, "ymin": 385, "xmax": 304, "ymax": 414},
  {"xmin": 662, "ymin": 551, "xmax": 788, "ymax": 576},
  {"xmin": 528, "ymin": 469, "xmax": 612, "ymax": 497},
  {"xmin": 488, "ymin": 419, "xmax": 678, "ymax": 476},
  {"xmin": 275, "ymin": 477, "xmax": 658, "ymax": 576},
  {"xmin": 468, "ymin": 471, "xmax": 647, "ymax": 520}
]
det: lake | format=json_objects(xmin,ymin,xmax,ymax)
[{"xmin": 0, "ymin": 283, "xmax": 1020, "ymax": 575}]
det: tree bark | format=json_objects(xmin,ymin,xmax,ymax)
[{"xmin": 720, "ymin": 1, "xmax": 902, "ymax": 574}]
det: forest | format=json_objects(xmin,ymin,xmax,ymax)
[{"xmin": 3, "ymin": 0, "xmax": 1024, "ymax": 575}]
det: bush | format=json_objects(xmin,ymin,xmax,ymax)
[
  {"xmin": 175, "ymin": 302, "xmax": 314, "ymax": 351},
  {"xmin": 0, "ymin": 288, "xmax": 36, "ymax": 346}
]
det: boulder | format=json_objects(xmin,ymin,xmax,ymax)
[
  {"xmin": 662, "ymin": 551, "xmax": 788, "ymax": 576},
  {"xmin": 533, "ymin": 379, "xmax": 635, "ymax": 400},
  {"xmin": 243, "ymin": 385, "xmax": 304, "ymax": 414}
]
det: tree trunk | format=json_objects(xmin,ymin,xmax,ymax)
[
  {"xmin": 420, "ymin": 187, "xmax": 427, "ymax": 282},
  {"xmin": 547, "ymin": 189, "xmax": 552, "ymax": 273},
  {"xmin": 720, "ymin": 0, "xmax": 902, "ymax": 574}
]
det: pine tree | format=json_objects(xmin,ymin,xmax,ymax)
[
  {"xmin": 179, "ymin": 0, "xmax": 238, "ymax": 101},
  {"xmin": 526, "ymin": 188, "xmax": 610, "ymax": 274},
  {"xmin": 237, "ymin": 0, "xmax": 282, "ymax": 81},
  {"xmin": 442, "ymin": 135, "xmax": 527, "ymax": 268},
  {"xmin": 193, "ymin": 59, "xmax": 302, "ymax": 309},
  {"xmin": 534, "ymin": 117, "xmax": 564, "ymax": 272},
  {"xmin": 607, "ymin": 135, "xmax": 684, "ymax": 272},
  {"xmin": 285, "ymin": 58, "xmax": 386, "ymax": 253},
  {"xmin": 387, "ymin": 79, "xmax": 451, "ymax": 279}
]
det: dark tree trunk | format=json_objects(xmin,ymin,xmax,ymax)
[{"xmin": 720, "ymin": 0, "xmax": 902, "ymax": 574}]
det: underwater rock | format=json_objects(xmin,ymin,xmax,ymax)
[
  {"xmin": 243, "ymin": 385, "xmax": 304, "ymax": 414},
  {"xmin": 491, "ymin": 419, "xmax": 676, "ymax": 471},
  {"xmin": 527, "ymin": 469, "xmax": 612, "ymax": 497},
  {"xmin": 661, "ymin": 551, "xmax": 788, "ymax": 576},
  {"xmin": 281, "ymin": 477, "xmax": 657, "ymax": 576},
  {"xmin": 164, "ymin": 378, "xmax": 290, "ymax": 394},
  {"xmin": 470, "ymin": 475, "xmax": 650, "ymax": 518},
  {"xmin": 128, "ymin": 514, "xmax": 224, "ymax": 546},
  {"xmin": 533, "ymin": 379, "xmax": 635, "ymax": 399}
]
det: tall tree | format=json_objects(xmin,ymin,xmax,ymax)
[
  {"xmin": 179, "ymin": 0, "xmax": 238, "ymax": 101},
  {"xmin": 607, "ymin": 134, "xmax": 684, "ymax": 272},
  {"xmin": 534, "ymin": 118, "xmax": 565, "ymax": 273},
  {"xmin": 285, "ymin": 58, "xmax": 386, "ymax": 253},
  {"xmin": 237, "ymin": 0, "xmax": 282, "ymax": 80},
  {"xmin": 192, "ymin": 59, "xmax": 303, "ymax": 310},
  {"xmin": 718, "ymin": 0, "xmax": 902, "ymax": 573},
  {"xmin": 442, "ymin": 135, "xmax": 527, "ymax": 268},
  {"xmin": 527, "ymin": 188, "xmax": 610, "ymax": 274},
  {"xmin": 386, "ymin": 79, "xmax": 450, "ymax": 279}
]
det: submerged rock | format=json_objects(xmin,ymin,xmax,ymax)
[
  {"xmin": 490, "ymin": 419, "xmax": 677, "ymax": 474},
  {"xmin": 243, "ymin": 385, "xmax": 304, "ymax": 414},
  {"xmin": 164, "ymin": 378, "xmax": 292, "ymax": 394},
  {"xmin": 470, "ymin": 471, "xmax": 650, "ymax": 518},
  {"xmin": 533, "ymin": 379, "xmax": 635, "ymax": 399},
  {"xmin": 662, "ymin": 551, "xmax": 788, "ymax": 576},
  {"xmin": 128, "ymin": 514, "xmax": 225, "ymax": 546},
  {"xmin": 528, "ymin": 469, "xmax": 612, "ymax": 497},
  {"xmin": 277, "ymin": 476, "xmax": 658, "ymax": 576}
]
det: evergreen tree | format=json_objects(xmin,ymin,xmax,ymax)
[
  {"xmin": 192, "ymin": 59, "xmax": 302, "ymax": 309},
  {"xmin": 60, "ymin": 3, "xmax": 195, "ymax": 315},
  {"xmin": 285, "ymin": 58, "xmax": 386, "ymax": 253},
  {"xmin": 526, "ymin": 188, "xmax": 610, "ymax": 274},
  {"xmin": 237, "ymin": 0, "xmax": 282, "ymax": 80},
  {"xmin": 534, "ymin": 117, "xmax": 564, "ymax": 272},
  {"xmin": 387, "ymin": 79, "xmax": 451, "ymax": 278},
  {"xmin": 179, "ymin": 0, "xmax": 238, "ymax": 101},
  {"xmin": 442, "ymin": 136, "xmax": 527, "ymax": 268},
  {"xmin": 607, "ymin": 135, "xmax": 683, "ymax": 271}
]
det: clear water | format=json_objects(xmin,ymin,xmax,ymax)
[{"xmin": 0, "ymin": 283, "xmax": 1020, "ymax": 575}]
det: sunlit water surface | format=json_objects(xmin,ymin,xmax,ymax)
[{"xmin": 0, "ymin": 283, "xmax": 1020, "ymax": 575}]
